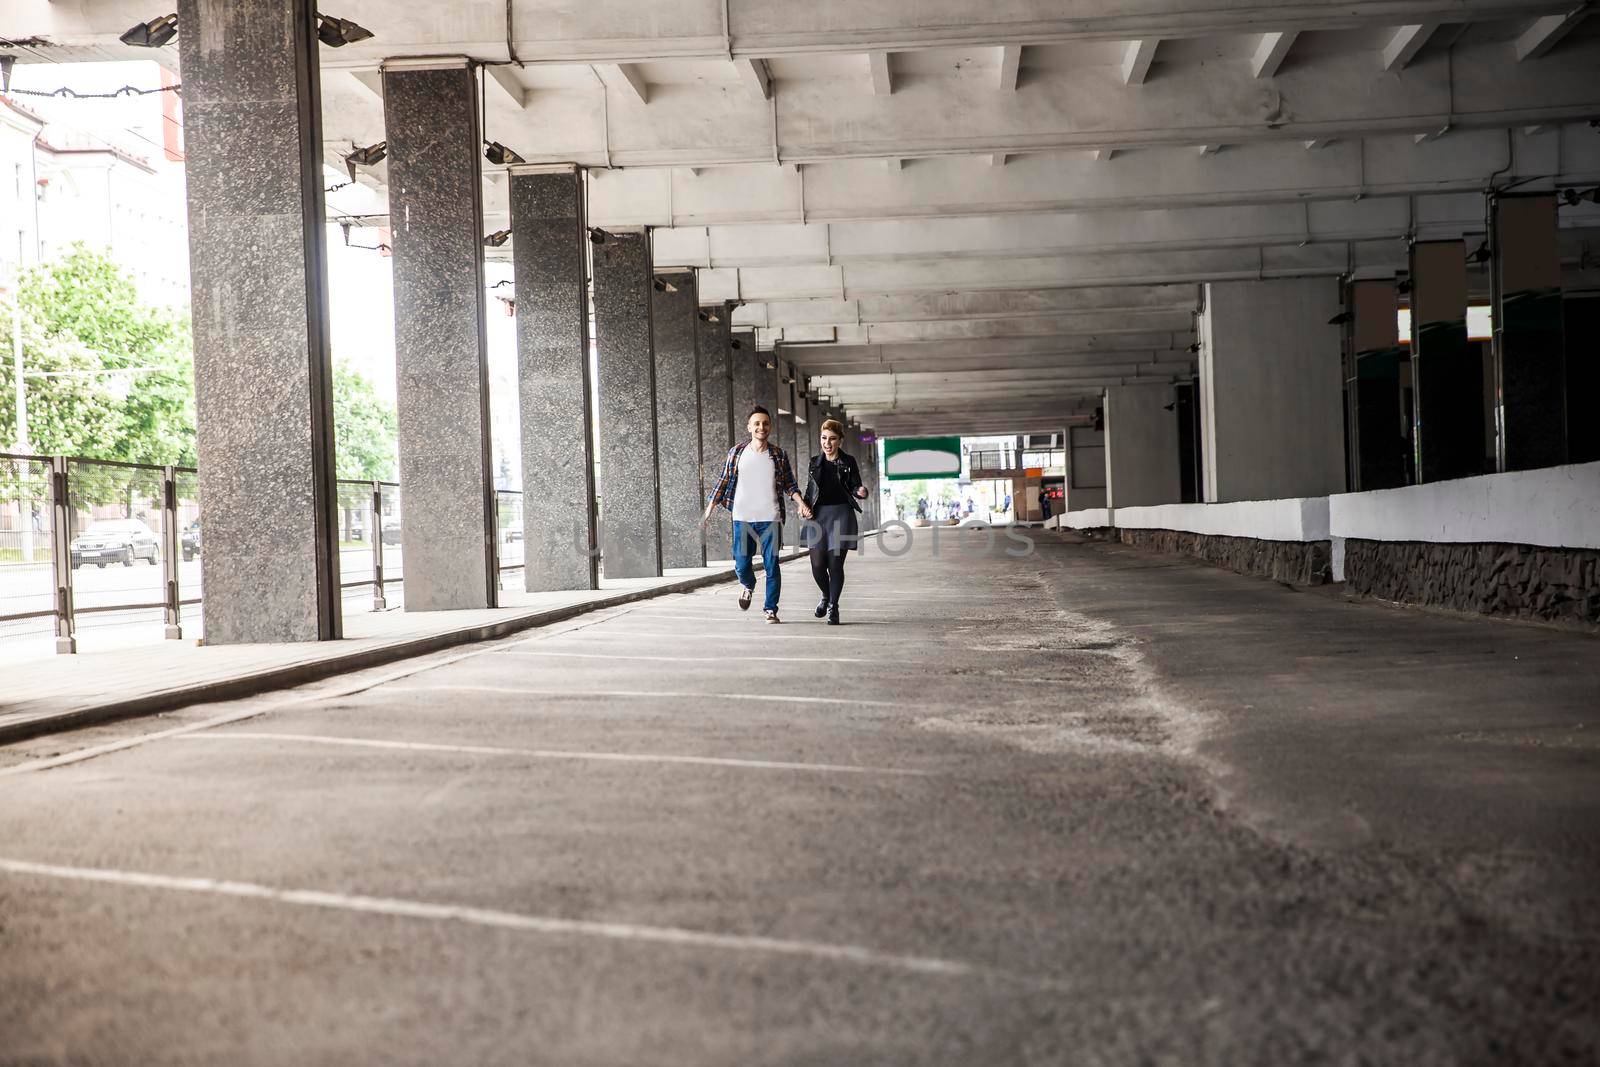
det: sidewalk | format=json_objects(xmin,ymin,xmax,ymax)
[{"xmin": 0, "ymin": 555, "xmax": 798, "ymax": 745}]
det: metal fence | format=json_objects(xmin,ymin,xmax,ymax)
[{"xmin": 0, "ymin": 451, "xmax": 526, "ymax": 654}]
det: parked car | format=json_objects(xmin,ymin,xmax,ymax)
[
  {"xmin": 71, "ymin": 519, "xmax": 159, "ymax": 569},
  {"xmin": 181, "ymin": 521, "xmax": 202, "ymax": 561}
]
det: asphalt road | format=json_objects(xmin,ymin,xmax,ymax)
[{"xmin": 1, "ymin": 528, "xmax": 1596, "ymax": 1065}]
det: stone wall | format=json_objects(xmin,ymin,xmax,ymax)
[
  {"xmin": 1342, "ymin": 539, "xmax": 1600, "ymax": 627},
  {"xmin": 1116, "ymin": 529, "xmax": 1332, "ymax": 585}
]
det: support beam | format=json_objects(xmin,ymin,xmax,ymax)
[
  {"xmin": 1122, "ymin": 38, "xmax": 1159, "ymax": 85},
  {"xmin": 592, "ymin": 228, "xmax": 663, "ymax": 578},
  {"xmin": 1197, "ymin": 144, "xmax": 1222, "ymax": 155},
  {"xmin": 1382, "ymin": 23, "xmax": 1438, "ymax": 71},
  {"xmin": 485, "ymin": 64, "xmax": 528, "ymax": 108},
  {"xmin": 1093, "ymin": 148, "xmax": 1115, "ymax": 161},
  {"xmin": 383, "ymin": 59, "xmax": 497, "ymax": 611},
  {"xmin": 997, "ymin": 45, "xmax": 1022, "ymax": 91},
  {"xmin": 734, "ymin": 57, "xmax": 772, "ymax": 101},
  {"xmin": 868, "ymin": 51, "xmax": 893, "ymax": 95},
  {"xmin": 177, "ymin": 0, "xmax": 341, "ymax": 643},
  {"xmin": 511, "ymin": 165, "xmax": 598, "ymax": 591},
  {"xmin": 1251, "ymin": 31, "xmax": 1299, "ymax": 78},
  {"xmin": 1516, "ymin": 8, "xmax": 1589, "ymax": 61},
  {"xmin": 606, "ymin": 62, "xmax": 650, "ymax": 104},
  {"xmin": 652, "ymin": 270, "xmax": 706, "ymax": 568}
]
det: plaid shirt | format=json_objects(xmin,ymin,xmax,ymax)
[{"xmin": 707, "ymin": 439, "xmax": 801, "ymax": 522}]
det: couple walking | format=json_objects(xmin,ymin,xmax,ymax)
[{"xmin": 701, "ymin": 406, "xmax": 868, "ymax": 624}]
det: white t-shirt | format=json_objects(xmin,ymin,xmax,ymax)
[{"xmin": 731, "ymin": 444, "xmax": 778, "ymax": 522}]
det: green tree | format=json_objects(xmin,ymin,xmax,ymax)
[
  {"xmin": 1, "ymin": 244, "xmax": 195, "ymax": 467},
  {"xmin": 333, "ymin": 362, "xmax": 398, "ymax": 481}
]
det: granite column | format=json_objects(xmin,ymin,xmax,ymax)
[
  {"xmin": 696, "ymin": 303, "xmax": 734, "ymax": 559},
  {"xmin": 652, "ymin": 270, "xmax": 704, "ymax": 569},
  {"xmin": 510, "ymin": 165, "xmax": 598, "ymax": 590},
  {"xmin": 177, "ymin": 0, "xmax": 340, "ymax": 643},
  {"xmin": 592, "ymin": 228, "xmax": 662, "ymax": 579},
  {"xmin": 383, "ymin": 60, "xmax": 497, "ymax": 610}
]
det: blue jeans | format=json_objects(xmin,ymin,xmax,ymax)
[{"xmin": 732, "ymin": 520, "xmax": 781, "ymax": 612}]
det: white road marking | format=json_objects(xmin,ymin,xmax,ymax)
[
  {"xmin": 523, "ymin": 629, "xmax": 872, "ymax": 643},
  {"xmin": 173, "ymin": 732, "xmax": 926, "ymax": 775},
  {"xmin": 375, "ymin": 684, "xmax": 902, "ymax": 707},
  {"xmin": 502, "ymin": 651, "xmax": 865, "ymax": 664},
  {"xmin": 0, "ymin": 857, "xmax": 1002, "ymax": 981},
  {"xmin": 609, "ymin": 610, "xmax": 903, "ymax": 620}
]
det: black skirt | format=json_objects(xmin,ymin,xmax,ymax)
[{"xmin": 802, "ymin": 503, "xmax": 860, "ymax": 552}]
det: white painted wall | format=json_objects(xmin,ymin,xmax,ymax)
[
  {"xmin": 1105, "ymin": 383, "xmax": 1182, "ymax": 509},
  {"xmin": 1329, "ymin": 461, "xmax": 1600, "ymax": 550},
  {"xmin": 1200, "ymin": 277, "xmax": 1346, "ymax": 503},
  {"xmin": 1065, "ymin": 508, "xmax": 1112, "ymax": 530},
  {"xmin": 1111, "ymin": 498, "xmax": 1331, "ymax": 542}
]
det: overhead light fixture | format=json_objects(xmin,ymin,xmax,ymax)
[
  {"xmin": 730, "ymin": 338, "xmax": 743, "ymax": 350},
  {"xmin": 1558, "ymin": 185, "xmax": 1600, "ymax": 205},
  {"xmin": 344, "ymin": 140, "xmax": 387, "ymax": 183},
  {"xmin": 316, "ymin": 15, "xmax": 374, "ymax": 47},
  {"xmin": 1186, "ymin": 341, "xmax": 1201, "ymax": 353},
  {"xmin": 1327, "ymin": 310, "xmax": 1353, "ymax": 325},
  {"xmin": 1469, "ymin": 241, "xmax": 1491, "ymax": 264},
  {"xmin": 1163, "ymin": 401, "xmax": 1177, "ymax": 412},
  {"xmin": 697, "ymin": 309, "xmax": 720, "ymax": 323},
  {"xmin": 588, "ymin": 227, "xmax": 610, "ymax": 245},
  {"xmin": 119, "ymin": 13, "xmax": 178, "ymax": 47},
  {"xmin": 1397, "ymin": 277, "xmax": 1414, "ymax": 295},
  {"xmin": 483, "ymin": 229, "xmax": 512, "ymax": 248},
  {"xmin": 484, "ymin": 140, "xmax": 525, "ymax": 166},
  {"xmin": 652, "ymin": 277, "xmax": 679, "ymax": 293}
]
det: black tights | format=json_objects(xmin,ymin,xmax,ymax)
[{"xmin": 809, "ymin": 545, "xmax": 847, "ymax": 605}]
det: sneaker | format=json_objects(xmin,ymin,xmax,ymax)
[
  {"xmin": 826, "ymin": 603, "xmax": 841, "ymax": 626},
  {"xmin": 764, "ymin": 610, "xmax": 780, "ymax": 624},
  {"xmin": 814, "ymin": 598, "xmax": 829, "ymax": 619},
  {"xmin": 738, "ymin": 586, "xmax": 753, "ymax": 611}
]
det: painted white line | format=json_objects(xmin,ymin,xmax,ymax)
[
  {"xmin": 173, "ymin": 732, "xmax": 926, "ymax": 775},
  {"xmin": 376, "ymin": 684, "xmax": 903, "ymax": 708},
  {"xmin": 524, "ymin": 629, "xmax": 872, "ymax": 643},
  {"xmin": 502, "ymin": 651, "xmax": 865, "ymax": 664},
  {"xmin": 0, "ymin": 857, "xmax": 1003, "ymax": 980}
]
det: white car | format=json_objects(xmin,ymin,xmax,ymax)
[{"xmin": 71, "ymin": 519, "xmax": 160, "ymax": 569}]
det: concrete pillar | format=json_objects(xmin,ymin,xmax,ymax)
[
  {"xmin": 177, "ymin": 0, "xmax": 340, "ymax": 643},
  {"xmin": 730, "ymin": 330, "xmax": 761, "ymax": 438},
  {"xmin": 383, "ymin": 60, "xmax": 497, "ymax": 611},
  {"xmin": 592, "ymin": 228, "xmax": 662, "ymax": 579},
  {"xmin": 1408, "ymin": 240, "xmax": 1484, "ymax": 483},
  {"xmin": 1344, "ymin": 279, "xmax": 1407, "ymax": 491},
  {"xmin": 1104, "ymin": 383, "xmax": 1182, "ymax": 509},
  {"xmin": 510, "ymin": 165, "xmax": 597, "ymax": 591},
  {"xmin": 791, "ymin": 377, "xmax": 813, "ymax": 520},
  {"xmin": 696, "ymin": 302, "xmax": 734, "ymax": 559},
  {"xmin": 777, "ymin": 362, "xmax": 800, "ymax": 546},
  {"xmin": 1490, "ymin": 193, "xmax": 1567, "ymax": 471},
  {"xmin": 1199, "ymin": 278, "xmax": 1345, "ymax": 502},
  {"xmin": 652, "ymin": 269, "xmax": 704, "ymax": 569}
]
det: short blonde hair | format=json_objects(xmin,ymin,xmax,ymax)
[{"xmin": 819, "ymin": 418, "xmax": 845, "ymax": 437}]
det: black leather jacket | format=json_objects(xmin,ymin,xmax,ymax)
[{"xmin": 802, "ymin": 451, "xmax": 864, "ymax": 514}]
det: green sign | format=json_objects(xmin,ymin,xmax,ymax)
[{"xmin": 883, "ymin": 436, "xmax": 963, "ymax": 481}]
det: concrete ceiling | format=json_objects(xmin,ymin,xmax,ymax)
[{"xmin": 6, "ymin": 0, "xmax": 1600, "ymax": 435}]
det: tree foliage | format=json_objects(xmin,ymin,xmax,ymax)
[
  {"xmin": 1, "ymin": 244, "xmax": 195, "ymax": 466},
  {"xmin": 333, "ymin": 361, "xmax": 398, "ymax": 482}
]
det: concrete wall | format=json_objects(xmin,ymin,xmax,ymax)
[
  {"xmin": 1329, "ymin": 461, "xmax": 1600, "ymax": 550},
  {"xmin": 1104, "ymin": 383, "xmax": 1182, "ymax": 509},
  {"xmin": 1112, "ymin": 498, "xmax": 1331, "ymax": 542},
  {"xmin": 1201, "ymin": 277, "xmax": 1345, "ymax": 503}
]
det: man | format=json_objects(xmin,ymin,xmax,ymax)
[{"xmin": 702, "ymin": 406, "xmax": 810, "ymax": 623}]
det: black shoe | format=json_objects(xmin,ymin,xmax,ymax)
[
  {"xmin": 738, "ymin": 586, "xmax": 753, "ymax": 611},
  {"xmin": 826, "ymin": 603, "xmax": 840, "ymax": 625},
  {"xmin": 814, "ymin": 597, "xmax": 828, "ymax": 618}
]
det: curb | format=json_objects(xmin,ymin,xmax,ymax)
[{"xmin": 0, "ymin": 548, "xmax": 816, "ymax": 747}]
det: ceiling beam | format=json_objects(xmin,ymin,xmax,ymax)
[
  {"xmin": 1251, "ymin": 31, "xmax": 1299, "ymax": 78},
  {"xmin": 734, "ymin": 57, "xmax": 772, "ymax": 100},
  {"xmin": 997, "ymin": 45, "xmax": 1023, "ymax": 91},
  {"xmin": 485, "ymin": 65, "xmax": 528, "ymax": 108},
  {"xmin": 1122, "ymin": 39, "xmax": 1159, "ymax": 85},
  {"xmin": 1516, "ymin": 7, "xmax": 1589, "ymax": 60},
  {"xmin": 605, "ymin": 63, "xmax": 650, "ymax": 104},
  {"xmin": 1382, "ymin": 23, "xmax": 1438, "ymax": 70},
  {"xmin": 868, "ymin": 51, "xmax": 893, "ymax": 95}
]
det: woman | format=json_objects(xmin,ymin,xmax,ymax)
[{"xmin": 801, "ymin": 419, "xmax": 868, "ymax": 625}]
